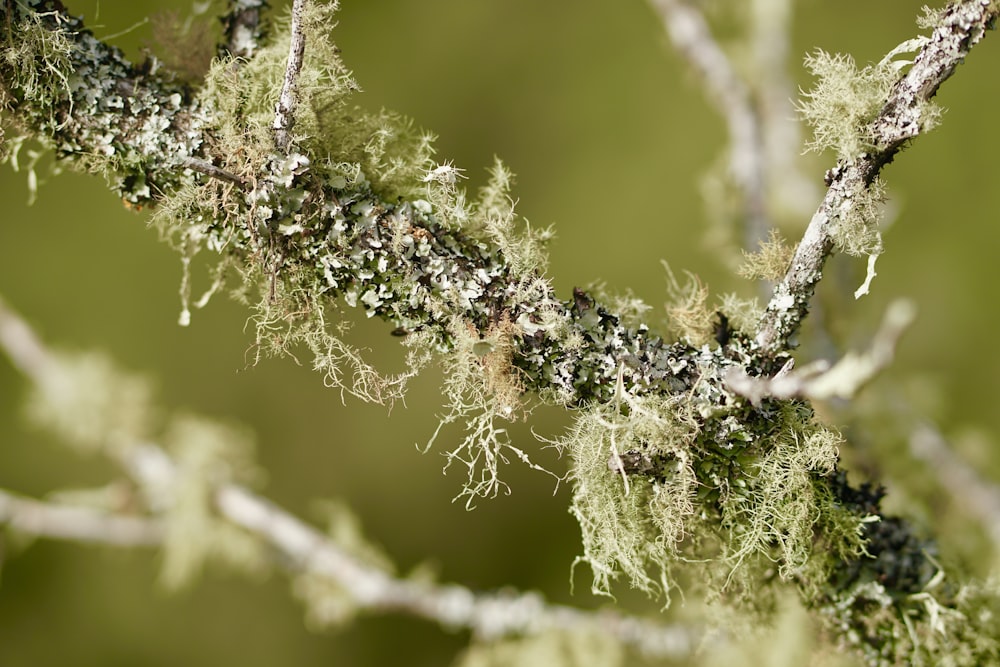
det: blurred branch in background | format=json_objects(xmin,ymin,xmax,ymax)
[
  {"xmin": 910, "ymin": 423, "xmax": 1000, "ymax": 550},
  {"xmin": 0, "ymin": 295, "xmax": 699, "ymax": 661},
  {"xmin": 649, "ymin": 0, "xmax": 770, "ymax": 251}
]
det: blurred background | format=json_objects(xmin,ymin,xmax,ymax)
[{"xmin": 1, "ymin": 0, "xmax": 998, "ymax": 664}]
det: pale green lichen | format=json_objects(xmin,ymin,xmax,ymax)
[
  {"xmin": 821, "ymin": 574, "xmax": 1000, "ymax": 666},
  {"xmin": 831, "ymin": 176, "xmax": 887, "ymax": 257},
  {"xmin": 25, "ymin": 351, "xmax": 155, "ymax": 454},
  {"xmin": 663, "ymin": 264, "xmax": 715, "ymax": 346},
  {"xmin": 738, "ymin": 229, "xmax": 795, "ymax": 282},
  {"xmin": 720, "ymin": 420, "xmax": 845, "ymax": 587},
  {"xmin": 472, "ymin": 157, "xmax": 554, "ymax": 276},
  {"xmin": 563, "ymin": 388, "xmax": 700, "ymax": 598},
  {"xmin": 21, "ymin": 347, "xmax": 266, "ymax": 591},
  {"xmin": 0, "ymin": 7, "xmax": 74, "ymax": 120},
  {"xmin": 292, "ymin": 500, "xmax": 394, "ymax": 630},
  {"xmin": 715, "ymin": 292, "xmax": 763, "ymax": 338},
  {"xmin": 798, "ymin": 51, "xmax": 896, "ymax": 159},
  {"xmin": 159, "ymin": 414, "xmax": 266, "ymax": 590},
  {"xmin": 564, "ymin": 387, "xmax": 865, "ymax": 604},
  {"xmin": 430, "ymin": 315, "xmax": 558, "ymax": 507}
]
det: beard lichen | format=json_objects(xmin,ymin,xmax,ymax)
[
  {"xmin": 564, "ymin": 389, "xmax": 700, "ymax": 599},
  {"xmin": 563, "ymin": 378, "xmax": 866, "ymax": 605},
  {"xmin": 429, "ymin": 315, "xmax": 561, "ymax": 507}
]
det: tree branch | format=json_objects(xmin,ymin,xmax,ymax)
[
  {"xmin": 755, "ymin": 0, "xmax": 998, "ymax": 359},
  {"xmin": 3, "ymin": 2, "xmax": 1000, "ymax": 663},
  {"xmin": 221, "ymin": 0, "xmax": 269, "ymax": 60},
  {"xmin": 727, "ymin": 298, "xmax": 916, "ymax": 405},
  {"xmin": 0, "ymin": 489, "xmax": 164, "ymax": 546},
  {"xmin": 910, "ymin": 424, "xmax": 1000, "ymax": 549}
]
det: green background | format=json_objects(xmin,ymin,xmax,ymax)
[{"xmin": 1, "ymin": 0, "xmax": 998, "ymax": 664}]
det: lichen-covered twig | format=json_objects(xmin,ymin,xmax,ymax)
[
  {"xmin": 181, "ymin": 157, "xmax": 247, "ymax": 187},
  {"xmin": 131, "ymin": 445, "xmax": 698, "ymax": 657},
  {"xmin": 0, "ymin": 471, "xmax": 698, "ymax": 659},
  {"xmin": 755, "ymin": 0, "xmax": 999, "ymax": 359},
  {"xmin": 3, "ymin": 2, "xmax": 1000, "ymax": 663},
  {"xmin": 910, "ymin": 424, "xmax": 1000, "ymax": 549}
]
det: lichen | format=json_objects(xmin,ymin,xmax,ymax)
[
  {"xmin": 292, "ymin": 500, "xmax": 394, "ymax": 630},
  {"xmin": 159, "ymin": 414, "xmax": 265, "ymax": 590},
  {"xmin": 829, "ymin": 176, "xmax": 887, "ymax": 258},
  {"xmin": 798, "ymin": 51, "xmax": 897, "ymax": 160},
  {"xmin": 738, "ymin": 229, "xmax": 795, "ymax": 282}
]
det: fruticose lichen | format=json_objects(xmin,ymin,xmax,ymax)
[{"xmin": 6, "ymin": 1, "xmax": 999, "ymax": 663}]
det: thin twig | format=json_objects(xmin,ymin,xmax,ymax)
[
  {"xmin": 910, "ymin": 424, "xmax": 1000, "ymax": 549},
  {"xmin": 750, "ymin": 0, "xmax": 818, "ymax": 219},
  {"xmin": 0, "ymin": 293, "xmax": 53, "ymax": 382},
  {"xmin": 0, "ymin": 489, "xmax": 164, "ymax": 546},
  {"xmin": 181, "ymin": 157, "xmax": 247, "ymax": 188},
  {"xmin": 650, "ymin": 0, "xmax": 769, "ymax": 250},
  {"xmin": 273, "ymin": 0, "xmax": 307, "ymax": 153},
  {"xmin": 754, "ymin": 0, "xmax": 998, "ymax": 359}
]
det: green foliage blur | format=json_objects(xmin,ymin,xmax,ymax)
[{"xmin": 1, "ymin": 0, "xmax": 998, "ymax": 664}]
